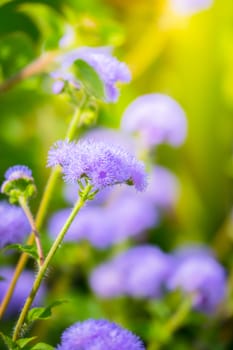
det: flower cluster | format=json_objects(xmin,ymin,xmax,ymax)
[
  {"xmin": 47, "ymin": 139, "xmax": 147, "ymax": 191},
  {"xmin": 56, "ymin": 319, "xmax": 145, "ymax": 350},
  {"xmin": 167, "ymin": 248, "xmax": 226, "ymax": 313},
  {"xmin": 52, "ymin": 46, "xmax": 131, "ymax": 102},
  {"xmin": 1, "ymin": 165, "xmax": 36, "ymax": 204},
  {"xmin": 0, "ymin": 267, "xmax": 46, "ymax": 318},
  {"xmin": 89, "ymin": 246, "xmax": 172, "ymax": 298},
  {"xmin": 89, "ymin": 245, "xmax": 226, "ymax": 313},
  {"xmin": 121, "ymin": 93, "xmax": 187, "ymax": 148},
  {"xmin": 0, "ymin": 201, "xmax": 31, "ymax": 249}
]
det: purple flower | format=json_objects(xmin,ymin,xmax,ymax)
[
  {"xmin": 84, "ymin": 127, "xmax": 136, "ymax": 154},
  {"xmin": 89, "ymin": 245, "xmax": 172, "ymax": 298},
  {"xmin": 167, "ymin": 251, "xmax": 226, "ymax": 313},
  {"xmin": 47, "ymin": 139, "xmax": 147, "ymax": 191},
  {"xmin": 56, "ymin": 319, "xmax": 145, "ymax": 350},
  {"xmin": 0, "ymin": 201, "xmax": 31, "ymax": 249},
  {"xmin": 52, "ymin": 46, "xmax": 131, "ymax": 102},
  {"xmin": 48, "ymin": 193, "xmax": 156, "ymax": 249},
  {"xmin": 0, "ymin": 267, "xmax": 46, "ymax": 318},
  {"xmin": 48, "ymin": 207, "xmax": 116, "ymax": 248},
  {"xmin": 121, "ymin": 94, "xmax": 187, "ymax": 148},
  {"xmin": 170, "ymin": 0, "xmax": 213, "ymax": 15},
  {"xmin": 145, "ymin": 166, "xmax": 180, "ymax": 209},
  {"xmin": 4, "ymin": 165, "xmax": 32, "ymax": 181}
]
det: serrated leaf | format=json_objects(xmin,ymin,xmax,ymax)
[
  {"xmin": 26, "ymin": 300, "xmax": 67, "ymax": 323},
  {"xmin": 0, "ymin": 332, "xmax": 19, "ymax": 350},
  {"xmin": 74, "ymin": 59, "xmax": 105, "ymax": 100},
  {"xmin": 16, "ymin": 337, "xmax": 37, "ymax": 348},
  {"xmin": 4, "ymin": 244, "xmax": 38, "ymax": 260},
  {"xmin": 31, "ymin": 343, "xmax": 54, "ymax": 350}
]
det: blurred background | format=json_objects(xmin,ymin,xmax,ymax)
[{"xmin": 0, "ymin": 0, "xmax": 233, "ymax": 349}]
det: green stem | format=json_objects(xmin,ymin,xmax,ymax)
[
  {"xmin": 12, "ymin": 183, "xmax": 92, "ymax": 341},
  {"xmin": 147, "ymin": 297, "xmax": 192, "ymax": 350},
  {"xmin": 18, "ymin": 196, "xmax": 44, "ymax": 267},
  {"xmin": 0, "ymin": 103, "xmax": 86, "ymax": 320}
]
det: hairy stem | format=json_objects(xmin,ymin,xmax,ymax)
[
  {"xmin": 12, "ymin": 183, "xmax": 92, "ymax": 341},
  {"xmin": 0, "ymin": 103, "xmax": 86, "ymax": 319},
  {"xmin": 18, "ymin": 196, "xmax": 44, "ymax": 267}
]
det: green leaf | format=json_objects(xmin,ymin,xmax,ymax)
[
  {"xmin": 0, "ymin": 8, "xmax": 40, "ymax": 42},
  {"xmin": 74, "ymin": 59, "xmax": 105, "ymax": 100},
  {"xmin": 16, "ymin": 337, "xmax": 37, "ymax": 349},
  {"xmin": 26, "ymin": 300, "xmax": 67, "ymax": 324},
  {"xmin": 31, "ymin": 343, "xmax": 54, "ymax": 350},
  {"xmin": 0, "ymin": 332, "xmax": 19, "ymax": 350},
  {"xmin": 4, "ymin": 244, "xmax": 38, "ymax": 260}
]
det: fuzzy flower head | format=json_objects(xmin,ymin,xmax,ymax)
[
  {"xmin": 170, "ymin": 0, "xmax": 213, "ymax": 15},
  {"xmin": 1, "ymin": 165, "xmax": 36, "ymax": 204},
  {"xmin": 0, "ymin": 267, "xmax": 46, "ymax": 318},
  {"xmin": 121, "ymin": 94, "xmax": 187, "ymax": 148},
  {"xmin": 56, "ymin": 319, "xmax": 145, "ymax": 350},
  {"xmin": 90, "ymin": 245, "xmax": 172, "ymax": 298},
  {"xmin": 52, "ymin": 46, "xmax": 131, "ymax": 102},
  {"xmin": 47, "ymin": 139, "xmax": 147, "ymax": 191},
  {"xmin": 0, "ymin": 201, "xmax": 31, "ymax": 249},
  {"xmin": 167, "ymin": 252, "xmax": 226, "ymax": 313}
]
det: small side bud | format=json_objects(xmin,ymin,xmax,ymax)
[{"xmin": 1, "ymin": 165, "xmax": 37, "ymax": 204}]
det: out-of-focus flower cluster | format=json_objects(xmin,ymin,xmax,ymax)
[
  {"xmin": 51, "ymin": 47, "xmax": 131, "ymax": 102},
  {"xmin": 0, "ymin": 267, "xmax": 46, "ymax": 318},
  {"xmin": 90, "ymin": 245, "xmax": 226, "ymax": 313},
  {"xmin": 0, "ymin": 201, "xmax": 30, "ymax": 249},
  {"xmin": 169, "ymin": 0, "xmax": 213, "ymax": 15}
]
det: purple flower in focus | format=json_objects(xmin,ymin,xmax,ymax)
[
  {"xmin": 90, "ymin": 245, "xmax": 172, "ymax": 298},
  {"xmin": 56, "ymin": 319, "xmax": 145, "ymax": 350},
  {"xmin": 121, "ymin": 94, "xmax": 187, "ymax": 148},
  {"xmin": 48, "ymin": 139, "xmax": 147, "ymax": 191},
  {"xmin": 167, "ymin": 251, "xmax": 226, "ymax": 313},
  {"xmin": 0, "ymin": 267, "xmax": 45, "ymax": 318},
  {"xmin": 52, "ymin": 46, "xmax": 131, "ymax": 102},
  {"xmin": 170, "ymin": 0, "xmax": 213, "ymax": 15},
  {"xmin": 0, "ymin": 201, "xmax": 30, "ymax": 249}
]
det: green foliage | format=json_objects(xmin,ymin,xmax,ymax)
[
  {"xmin": 26, "ymin": 300, "xmax": 67, "ymax": 324},
  {"xmin": 4, "ymin": 244, "xmax": 38, "ymax": 260},
  {"xmin": 74, "ymin": 59, "xmax": 105, "ymax": 100},
  {"xmin": 1, "ymin": 178, "xmax": 36, "ymax": 204}
]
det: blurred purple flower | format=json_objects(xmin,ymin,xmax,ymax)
[
  {"xmin": 48, "ymin": 194, "xmax": 157, "ymax": 249},
  {"xmin": 4, "ymin": 165, "xmax": 32, "ymax": 181},
  {"xmin": 0, "ymin": 201, "xmax": 31, "ymax": 249},
  {"xmin": 145, "ymin": 166, "xmax": 180, "ymax": 209},
  {"xmin": 121, "ymin": 94, "xmax": 187, "ymax": 148},
  {"xmin": 52, "ymin": 46, "xmax": 131, "ymax": 102},
  {"xmin": 167, "ymin": 251, "xmax": 226, "ymax": 313},
  {"xmin": 56, "ymin": 319, "xmax": 145, "ymax": 350},
  {"xmin": 170, "ymin": 0, "xmax": 213, "ymax": 15},
  {"xmin": 48, "ymin": 139, "xmax": 147, "ymax": 191},
  {"xmin": 84, "ymin": 127, "xmax": 136, "ymax": 154},
  {"xmin": 90, "ymin": 245, "xmax": 172, "ymax": 298},
  {"xmin": 0, "ymin": 267, "xmax": 46, "ymax": 318}
]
